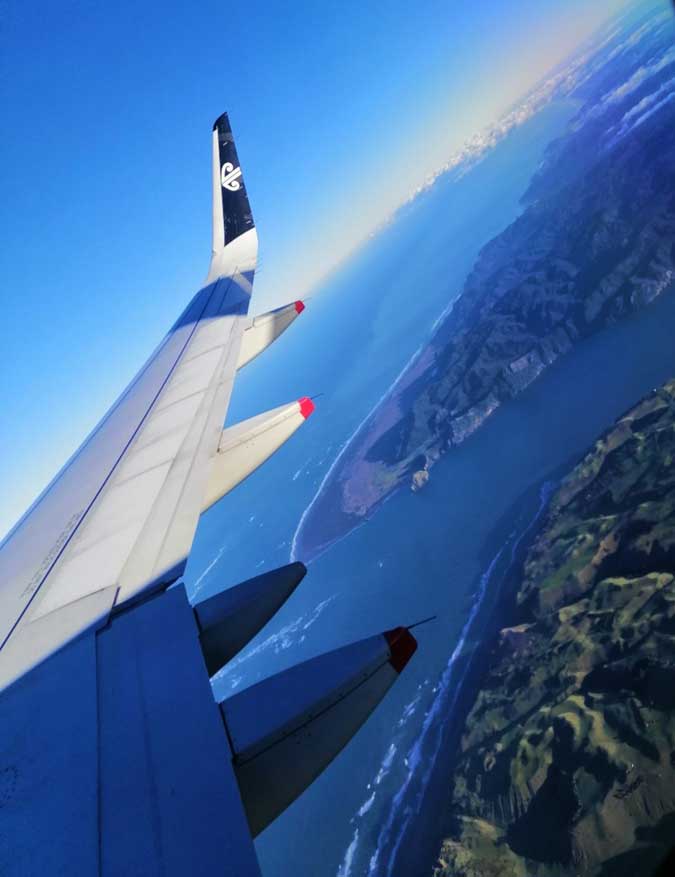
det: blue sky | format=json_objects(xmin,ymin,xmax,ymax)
[{"xmin": 0, "ymin": 0, "xmax": 633, "ymax": 537}]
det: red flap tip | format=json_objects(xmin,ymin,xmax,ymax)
[
  {"xmin": 294, "ymin": 300, "xmax": 305, "ymax": 314},
  {"xmin": 384, "ymin": 627, "xmax": 418, "ymax": 673},
  {"xmin": 298, "ymin": 397, "xmax": 315, "ymax": 419}
]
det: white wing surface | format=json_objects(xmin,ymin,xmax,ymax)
[
  {"xmin": 0, "ymin": 113, "xmax": 417, "ymax": 876},
  {"xmin": 0, "ymin": 114, "xmax": 258, "ymax": 688}
]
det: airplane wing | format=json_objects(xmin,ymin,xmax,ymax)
[{"xmin": 0, "ymin": 114, "xmax": 417, "ymax": 875}]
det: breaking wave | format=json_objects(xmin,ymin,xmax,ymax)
[
  {"xmin": 336, "ymin": 481, "xmax": 555, "ymax": 876},
  {"xmin": 214, "ymin": 594, "xmax": 337, "ymax": 692}
]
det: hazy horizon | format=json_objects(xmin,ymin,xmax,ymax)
[{"xmin": 0, "ymin": 0, "xmax": 641, "ymax": 540}]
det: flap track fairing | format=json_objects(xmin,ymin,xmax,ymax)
[
  {"xmin": 237, "ymin": 301, "xmax": 305, "ymax": 370},
  {"xmin": 220, "ymin": 626, "xmax": 417, "ymax": 836},
  {"xmin": 201, "ymin": 397, "xmax": 314, "ymax": 513},
  {"xmin": 193, "ymin": 562, "xmax": 307, "ymax": 675}
]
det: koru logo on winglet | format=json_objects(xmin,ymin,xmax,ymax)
[{"xmin": 221, "ymin": 162, "xmax": 242, "ymax": 192}]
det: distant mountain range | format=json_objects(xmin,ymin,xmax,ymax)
[
  {"xmin": 381, "ymin": 2, "xmax": 669, "ymax": 221},
  {"xmin": 299, "ymin": 2, "xmax": 675, "ymax": 560}
]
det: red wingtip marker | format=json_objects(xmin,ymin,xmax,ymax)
[
  {"xmin": 384, "ymin": 627, "xmax": 418, "ymax": 673},
  {"xmin": 298, "ymin": 397, "xmax": 315, "ymax": 419},
  {"xmin": 294, "ymin": 300, "xmax": 306, "ymax": 314}
]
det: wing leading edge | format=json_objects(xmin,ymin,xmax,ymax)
[
  {"xmin": 0, "ymin": 113, "xmax": 259, "ymax": 687},
  {"xmin": 0, "ymin": 113, "xmax": 418, "ymax": 874}
]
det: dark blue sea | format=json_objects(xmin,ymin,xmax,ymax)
[{"xmin": 185, "ymin": 96, "xmax": 675, "ymax": 876}]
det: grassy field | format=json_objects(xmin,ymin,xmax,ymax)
[{"xmin": 435, "ymin": 381, "xmax": 675, "ymax": 877}]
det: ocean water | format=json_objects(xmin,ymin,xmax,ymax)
[{"xmin": 185, "ymin": 97, "xmax": 675, "ymax": 876}]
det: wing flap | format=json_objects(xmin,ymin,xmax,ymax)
[
  {"xmin": 0, "ymin": 631, "xmax": 99, "ymax": 874},
  {"xmin": 0, "ymin": 587, "xmax": 118, "ymax": 691},
  {"xmin": 97, "ymin": 586, "xmax": 261, "ymax": 876},
  {"xmin": 0, "ymin": 585, "xmax": 263, "ymax": 876}
]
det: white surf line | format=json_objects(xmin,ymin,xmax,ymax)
[
  {"xmin": 333, "ymin": 369, "xmax": 542, "ymax": 877},
  {"xmin": 337, "ymin": 829, "xmax": 360, "ymax": 877},
  {"xmin": 338, "ymin": 686, "xmax": 427, "ymax": 876},
  {"xmin": 214, "ymin": 594, "xmax": 338, "ymax": 689},
  {"xmin": 334, "ymin": 545, "xmax": 507, "ymax": 877},
  {"xmin": 290, "ymin": 296, "xmax": 462, "ymax": 563},
  {"xmin": 509, "ymin": 480, "xmax": 556, "ymax": 565},
  {"xmin": 372, "ymin": 481, "xmax": 555, "ymax": 877},
  {"xmin": 337, "ymin": 740, "xmax": 401, "ymax": 877},
  {"xmin": 369, "ymin": 544, "xmax": 508, "ymax": 877},
  {"xmin": 382, "ymin": 482, "xmax": 555, "ymax": 874}
]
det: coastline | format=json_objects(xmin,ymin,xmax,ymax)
[
  {"xmin": 289, "ymin": 313, "xmax": 452, "ymax": 562},
  {"xmin": 289, "ymin": 96, "xmax": 591, "ymax": 565},
  {"xmin": 401, "ymin": 485, "xmax": 558, "ymax": 877},
  {"xmin": 291, "ymin": 28, "xmax": 675, "ymax": 566},
  {"xmin": 333, "ymin": 263, "xmax": 675, "ymax": 872},
  {"xmin": 364, "ymin": 478, "xmax": 559, "ymax": 877},
  {"xmin": 292, "ymin": 280, "xmax": 675, "ymax": 566},
  {"xmin": 431, "ymin": 378, "xmax": 675, "ymax": 876}
]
